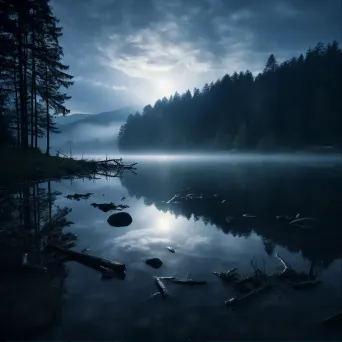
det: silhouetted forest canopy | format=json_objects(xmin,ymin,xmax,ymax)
[
  {"xmin": 0, "ymin": 0, "xmax": 73, "ymax": 155},
  {"xmin": 118, "ymin": 41, "xmax": 342, "ymax": 152}
]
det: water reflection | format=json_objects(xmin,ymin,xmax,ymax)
[
  {"xmin": 0, "ymin": 182, "xmax": 71, "ymax": 340},
  {"xmin": 0, "ymin": 158, "xmax": 341, "ymax": 340},
  {"xmin": 120, "ymin": 161, "xmax": 342, "ymax": 266}
]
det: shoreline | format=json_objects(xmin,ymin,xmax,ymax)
[{"xmin": 0, "ymin": 147, "xmax": 135, "ymax": 190}]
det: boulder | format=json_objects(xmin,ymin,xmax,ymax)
[
  {"xmin": 107, "ymin": 212, "xmax": 132, "ymax": 227},
  {"xmin": 145, "ymin": 258, "xmax": 163, "ymax": 269}
]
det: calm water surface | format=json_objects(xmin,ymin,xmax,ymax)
[{"xmin": 2, "ymin": 156, "xmax": 342, "ymax": 341}]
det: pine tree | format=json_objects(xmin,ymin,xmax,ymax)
[{"xmin": 0, "ymin": 0, "xmax": 73, "ymax": 151}]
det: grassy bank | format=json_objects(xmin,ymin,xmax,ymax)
[{"xmin": 0, "ymin": 147, "xmax": 131, "ymax": 189}]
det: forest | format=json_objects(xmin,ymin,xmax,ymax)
[
  {"xmin": 0, "ymin": 0, "xmax": 73, "ymax": 155},
  {"xmin": 118, "ymin": 41, "xmax": 342, "ymax": 152}
]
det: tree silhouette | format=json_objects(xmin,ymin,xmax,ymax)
[
  {"xmin": 0, "ymin": 0, "xmax": 73, "ymax": 151},
  {"xmin": 118, "ymin": 41, "xmax": 342, "ymax": 152}
]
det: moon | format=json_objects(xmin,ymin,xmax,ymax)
[{"xmin": 155, "ymin": 78, "xmax": 176, "ymax": 98}]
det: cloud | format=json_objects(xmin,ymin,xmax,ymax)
[
  {"xmin": 52, "ymin": 0, "xmax": 341, "ymax": 111},
  {"xmin": 73, "ymin": 76, "xmax": 127, "ymax": 91}
]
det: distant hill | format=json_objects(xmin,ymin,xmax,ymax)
[
  {"xmin": 46, "ymin": 106, "xmax": 141, "ymax": 154},
  {"xmin": 60, "ymin": 106, "xmax": 140, "ymax": 134},
  {"xmin": 54, "ymin": 113, "xmax": 94, "ymax": 126}
]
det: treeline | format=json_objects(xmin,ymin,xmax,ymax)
[
  {"xmin": 118, "ymin": 41, "xmax": 342, "ymax": 152},
  {"xmin": 0, "ymin": 0, "xmax": 73, "ymax": 154}
]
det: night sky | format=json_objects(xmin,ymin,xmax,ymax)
[{"xmin": 52, "ymin": 0, "xmax": 341, "ymax": 113}]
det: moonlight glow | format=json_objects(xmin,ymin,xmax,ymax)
[{"xmin": 154, "ymin": 78, "xmax": 177, "ymax": 99}]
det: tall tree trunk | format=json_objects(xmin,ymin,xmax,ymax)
[
  {"xmin": 30, "ymin": 51, "xmax": 35, "ymax": 148},
  {"xmin": 22, "ymin": 186, "xmax": 31, "ymax": 230},
  {"xmin": 17, "ymin": 27, "xmax": 28, "ymax": 148},
  {"xmin": 34, "ymin": 83, "xmax": 38, "ymax": 148},
  {"xmin": 0, "ymin": 112, "xmax": 3, "ymax": 145},
  {"xmin": 13, "ymin": 59, "xmax": 20, "ymax": 146},
  {"xmin": 48, "ymin": 180, "xmax": 52, "ymax": 220},
  {"xmin": 45, "ymin": 65, "xmax": 50, "ymax": 155},
  {"xmin": 46, "ymin": 97, "xmax": 49, "ymax": 155},
  {"xmin": 23, "ymin": 33, "xmax": 29, "ymax": 147}
]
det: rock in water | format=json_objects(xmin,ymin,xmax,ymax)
[
  {"xmin": 107, "ymin": 212, "xmax": 132, "ymax": 227},
  {"xmin": 146, "ymin": 258, "xmax": 163, "ymax": 269}
]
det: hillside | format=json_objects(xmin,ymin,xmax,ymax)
[
  {"xmin": 60, "ymin": 106, "xmax": 140, "ymax": 133},
  {"xmin": 54, "ymin": 113, "xmax": 94, "ymax": 126},
  {"xmin": 47, "ymin": 106, "xmax": 141, "ymax": 154}
]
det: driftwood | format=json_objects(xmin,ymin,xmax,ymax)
[
  {"xmin": 242, "ymin": 214, "xmax": 256, "ymax": 218},
  {"xmin": 46, "ymin": 244, "xmax": 126, "ymax": 272},
  {"xmin": 171, "ymin": 278, "xmax": 207, "ymax": 285},
  {"xmin": 93, "ymin": 158, "xmax": 137, "ymax": 170},
  {"xmin": 322, "ymin": 310, "xmax": 342, "ymax": 325},
  {"xmin": 213, "ymin": 268, "xmax": 240, "ymax": 282},
  {"xmin": 154, "ymin": 276, "xmax": 169, "ymax": 298},
  {"xmin": 274, "ymin": 252, "xmax": 292, "ymax": 277},
  {"xmin": 233, "ymin": 259, "xmax": 271, "ymax": 296},
  {"xmin": 225, "ymin": 283, "xmax": 271, "ymax": 307},
  {"xmin": 158, "ymin": 276, "xmax": 176, "ymax": 280},
  {"xmin": 82, "ymin": 262, "xmax": 126, "ymax": 280},
  {"xmin": 274, "ymin": 252, "xmax": 316, "ymax": 284},
  {"xmin": 167, "ymin": 246, "xmax": 175, "ymax": 253}
]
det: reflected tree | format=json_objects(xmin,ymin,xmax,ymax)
[
  {"xmin": 0, "ymin": 181, "xmax": 74, "ymax": 340},
  {"xmin": 120, "ymin": 161, "xmax": 342, "ymax": 266}
]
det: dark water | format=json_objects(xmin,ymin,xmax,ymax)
[{"xmin": 1, "ymin": 156, "xmax": 342, "ymax": 341}]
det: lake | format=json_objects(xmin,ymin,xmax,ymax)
[{"xmin": 1, "ymin": 154, "xmax": 342, "ymax": 341}]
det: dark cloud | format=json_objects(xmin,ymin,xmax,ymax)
[{"xmin": 52, "ymin": 0, "xmax": 341, "ymax": 113}]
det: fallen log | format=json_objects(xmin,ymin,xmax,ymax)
[
  {"xmin": 46, "ymin": 244, "xmax": 126, "ymax": 272},
  {"xmin": 225, "ymin": 283, "xmax": 271, "ymax": 307},
  {"xmin": 82, "ymin": 262, "xmax": 126, "ymax": 280}
]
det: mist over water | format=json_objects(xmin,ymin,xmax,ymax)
[{"xmin": 77, "ymin": 152, "xmax": 342, "ymax": 165}]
